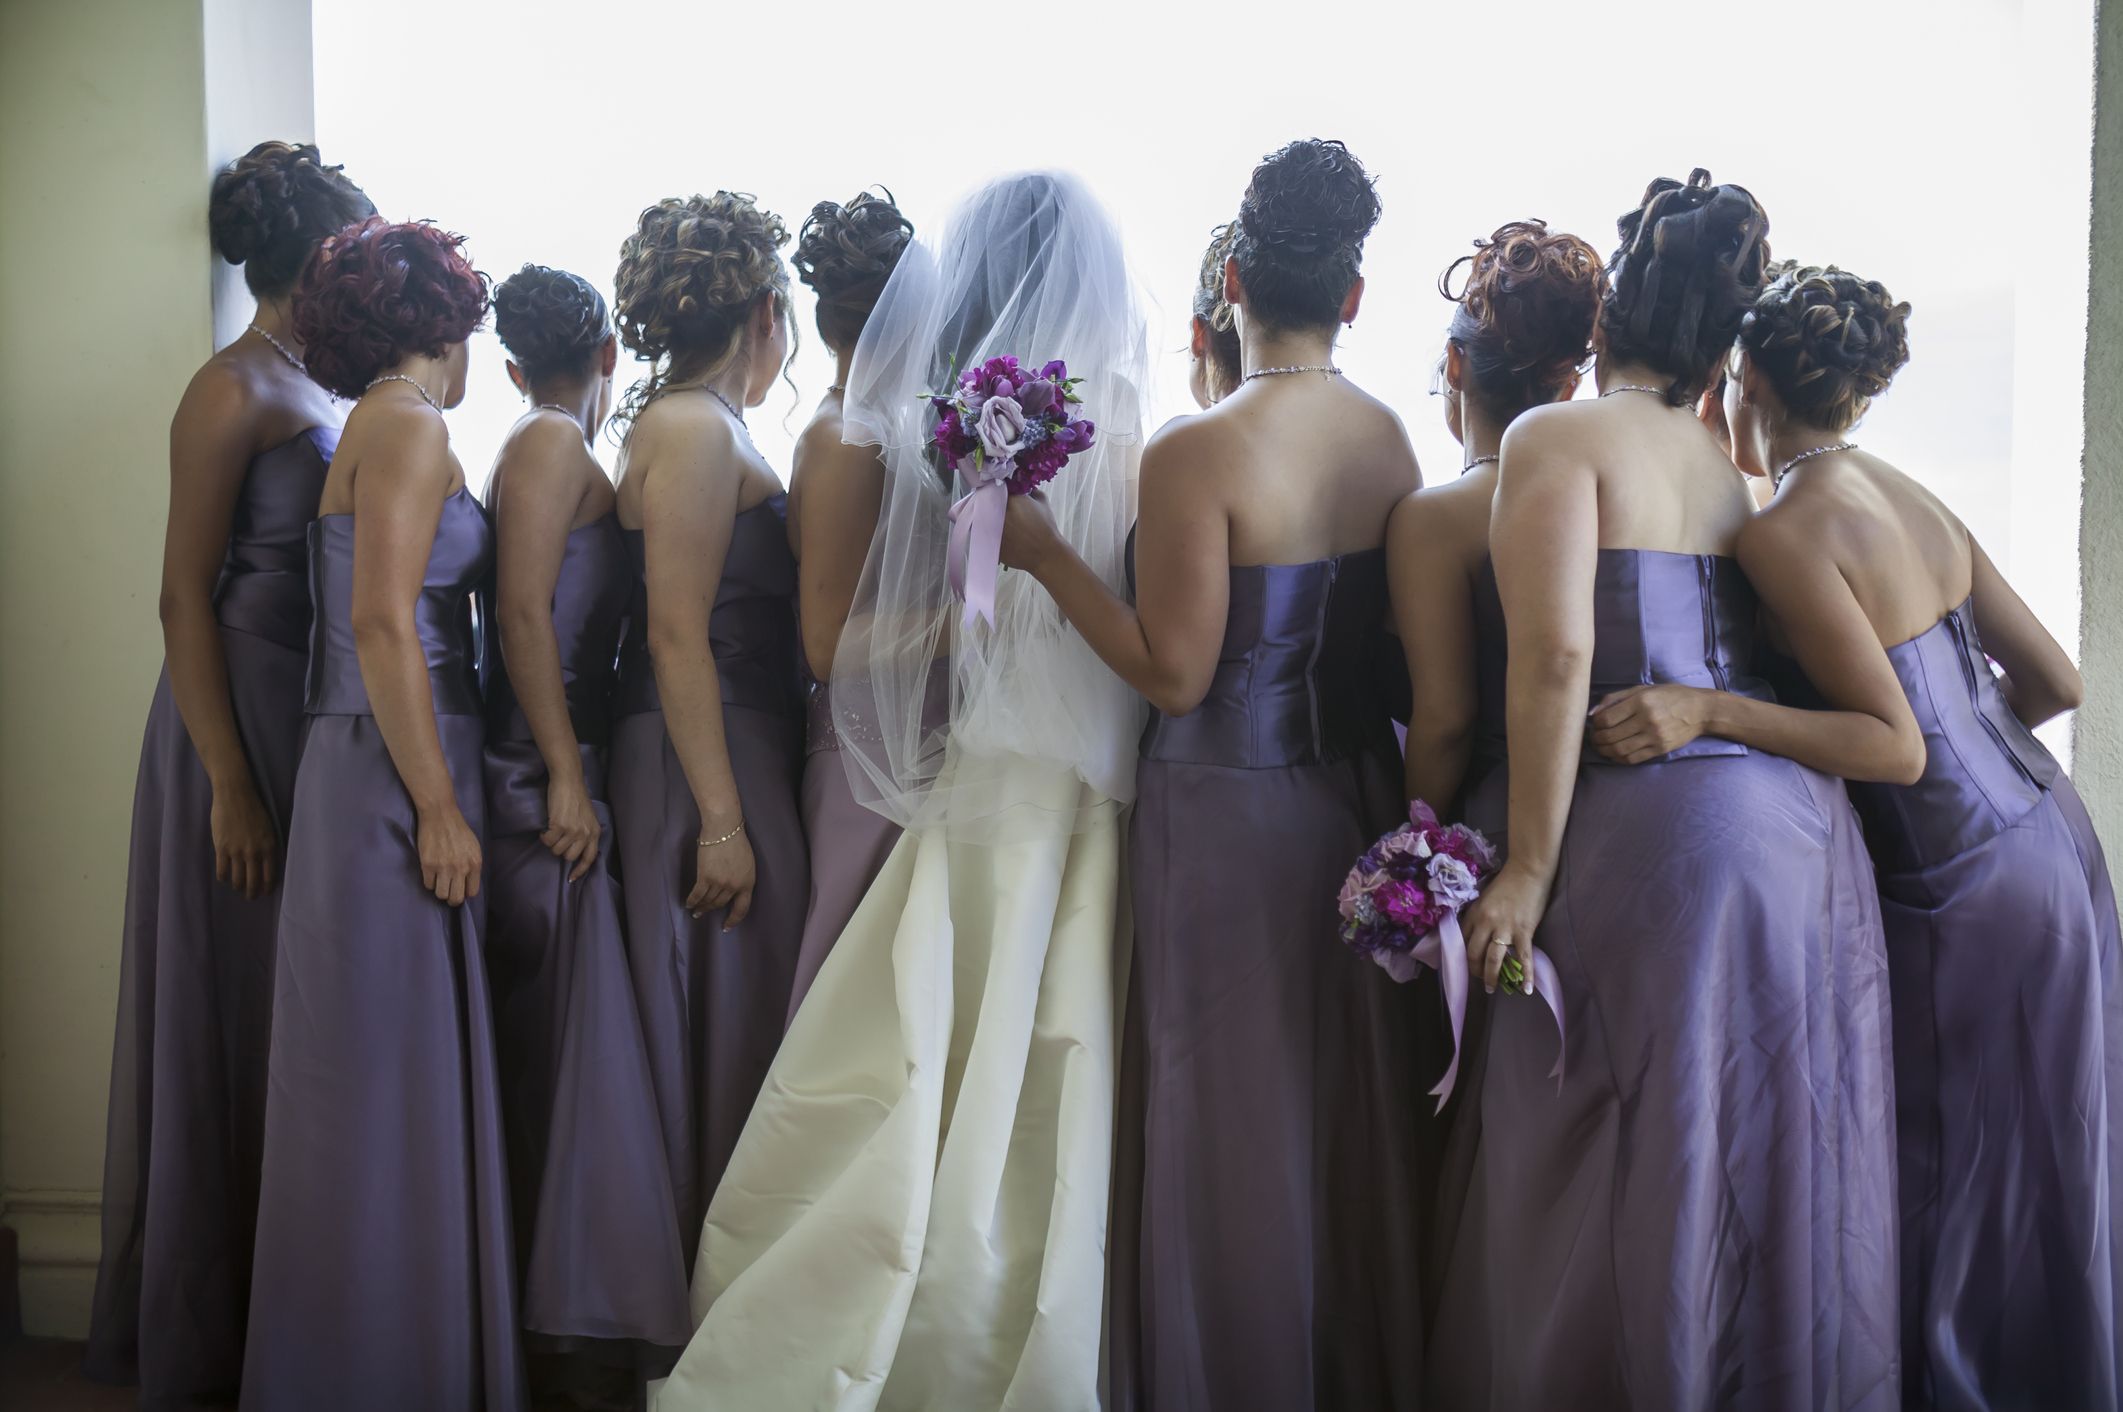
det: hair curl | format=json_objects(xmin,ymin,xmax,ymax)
[
  {"xmin": 494, "ymin": 264, "xmax": 610, "ymax": 383},
  {"xmin": 1192, "ymin": 221, "xmax": 1242, "ymax": 396},
  {"xmin": 291, "ymin": 217, "xmax": 491, "ymax": 399},
  {"xmin": 1232, "ymin": 139, "xmax": 1381, "ymax": 332},
  {"xmin": 209, "ymin": 140, "xmax": 376, "ymax": 299},
  {"xmin": 1442, "ymin": 220, "xmax": 1605, "ymax": 421},
  {"xmin": 613, "ymin": 191, "xmax": 791, "ymax": 425},
  {"xmin": 1599, "ymin": 168, "xmax": 1771, "ymax": 405},
  {"xmin": 795, "ymin": 189, "xmax": 914, "ymax": 352},
  {"xmin": 1738, "ymin": 265, "xmax": 1911, "ymax": 432}
]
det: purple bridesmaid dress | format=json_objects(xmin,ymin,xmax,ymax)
[
  {"xmin": 1848, "ymin": 600, "xmax": 2123, "ymax": 1409},
  {"xmin": 1427, "ymin": 549, "xmax": 1899, "ymax": 1411},
  {"xmin": 1109, "ymin": 544, "xmax": 1430, "ymax": 1412},
  {"xmin": 241, "ymin": 491, "xmax": 527, "ymax": 1412},
  {"xmin": 607, "ymin": 494, "xmax": 808, "ymax": 1261},
  {"xmin": 86, "ymin": 427, "xmax": 335, "ymax": 1406},
  {"xmin": 783, "ymin": 671, "xmax": 901, "ymax": 1021},
  {"xmin": 479, "ymin": 513, "xmax": 690, "ymax": 1352}
]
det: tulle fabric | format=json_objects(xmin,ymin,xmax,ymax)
[{"xmin": 833, "ymin": 171, "xmax": 1147, "ymax": 840}]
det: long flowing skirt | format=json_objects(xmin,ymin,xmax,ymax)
[
  {"xmin": 240, "ymin": 714, "xmax": 526, "ymax": 1412},
  {"xmin": 1107, "ymin": 746, "xmax": 1429, "ymax": 1412},
  {"xmin": 1427, "ymin": 752, "xmax": 1899, "ymax": 1411},
  {"xmin": 484, "ymin": 739, "xmax": 689, "ymax": 1353},
  {"xmin": 650, "ymin": 760, "xmax": 1123, "ymax": 1412},
  {"xmin": 1889, "ymin": 776, "xmax": 2123, "ymax": 1410},
  {"xmin": 86, "ymin": 634, "xmax": 307, "ymax": 1405},
  {"xmin": 786, "ymin": 745, "xmax": 901, "ymax": 1022},
  {"xmin": 608, "ymin": 703, "xmax": 808, "ymax": 1262}
]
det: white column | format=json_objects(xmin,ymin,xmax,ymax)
[{"xmin": 2081, "ymin": 0, "xmax": 2123, "ymax": 845}]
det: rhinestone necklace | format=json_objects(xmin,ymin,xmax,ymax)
[
  {"xmin": 1771, "ymin": 441, "xmax": 1855, "ymax": 491},
  {"xmin": 249, "ymin": 323, "xmax": 304, "ymax": 373},
  {"xmin": 366, "ymin": 373, "xmax": 443, "ymax": 414},
  {"xmin": 1244, "ymin": 364, "xmax": 1343, "ymax": 382}
]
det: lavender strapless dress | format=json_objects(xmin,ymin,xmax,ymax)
[
  {"xmin": 480, "ymin": 513, "xmax": 689, "ymax": 1352},
  {"xmin": 1849, "ymin": 601, "xmax": 2123, "ymax": 1409},
  {"xmin": 608, "ymin": 496, "xmax": 808, "ymax": 1261},
  {"xmin": 86, "ymin": 428, "xmax": 335, "ymax": 1404},
  {"xmin": 1108, "ymin": 546, "xmax": 1430, "ymax": 1412},
  {"xmin": 242, "ymin": 490, "xmax": 526, "ymax": 1412},
  {"xmin": 1427, "ymin": 549, "xmax": 1899, "ymax": 1411},
  {"xmin": 784, "ymin": 672, "xmax": 901, "ymax": 1021}
]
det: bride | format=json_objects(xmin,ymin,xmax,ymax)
[{"xmin": 650, "ymin": 171, "xmax": 1147, "ymax": 1410}]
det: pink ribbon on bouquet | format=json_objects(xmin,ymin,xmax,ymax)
[
  {"xmin": 1376, "ymin": 912, "xmax": 1566, "ymax": 1112},
  {"xmin": 946, "ymin": 459, "xmax": 1010, "ymax": 629}
]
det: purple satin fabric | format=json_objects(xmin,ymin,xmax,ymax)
[
  {"xmin": 479, "ymin": 514, "xmax": 689, "ymax": 1352},
  {"xmin": 784, "ymin": 674, "xmax": 900, "ymax": 1023},
  {"xmin": 1427, "ymin": 549, "xmax": 1899, "ymax": 1412},
  {"xmin": 1109, "ymin": 545, "xmax": 1432, "ymax": 1412},
  {"xmin": 86, "ymin": 428, "xmax": 334, "ymax": 1405},
  {"xmin": 1852, "ymin": 601, "xmax": 2123, "ymax": 1409},
  {"xmin": 608, "ymin": 496, "xmax": 808, "ymax": 1263},
  {"xmin": 242, "ymin": 491, "xmax": 527, "ymax": 1412}
]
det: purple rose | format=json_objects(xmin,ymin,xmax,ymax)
[
  {"xmin": 977, "ymin": 395, "xmax": 1028, "ymax": 463},
  {"xmin": 1427, "ymin": 853, "xmax": 1481, "ymax": 909},
  {"xmin": 1018, "ymin": 378, "xmax": 1059, "ymax": 415}
]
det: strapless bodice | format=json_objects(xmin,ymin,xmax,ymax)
[
  {"xmin": 614, "ymin": 495, "xmax": 802, "ymax": 719},
  {"xmin": 1849, "ymin": 598, "xmax": 2060, "ymax": 870},
  {"xmin": 1138, "ymin": 546, "xmax": 1397, "ymax": 769},
  {"xmin": 483, "ymin": 514, "xmax": 630, "ymax": 745},
  {"xmin": 213, "ymin": 426, "xmax": 337, "ymax": 648},
  {"xmin": 305, "ymin": 488, "xmax": 491, "ymax": 717}
]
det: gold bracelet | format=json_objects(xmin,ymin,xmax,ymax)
[{"xmin": 697, "ymin": 821, "xmax": 745, "ymax": 849}]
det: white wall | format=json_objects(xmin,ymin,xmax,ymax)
[{"xmin": 0, "ymin": 0, "xmax": 312, "ymax": 1339}]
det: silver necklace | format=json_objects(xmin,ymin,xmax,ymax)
[
  {"xmin": 1771, "ymin": 441, "xmax": 1855, "ymax": 491},
  {"xmin": 249, "ymin": 323, "xmax": 304, "ymax": 373},
  {"xmin": 366, "ymin": 373, "xmax": 443, "ymax": 414},
  {"xmin": 1599, "ymin": 384, "xmax": 1669, "ymax": 400},
  {"xmin": 1462, "ymin": 454, "xmax": 1499, "ymax": 473},
  {"xmin": 1245, "ymin": 364, "xmax": 1342, "ymax": 382},
  {"xmin": 707, "ymin": 387, "xmax": 749, "ymax": 428}
]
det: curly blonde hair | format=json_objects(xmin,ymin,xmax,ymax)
[
  {"xmin": 612, "ymin": 191, "xmax": 792, "ymax": 426},
  {"xmin": 1738, "ymin": 265, "xmax": 1911, "ymax": 431}
]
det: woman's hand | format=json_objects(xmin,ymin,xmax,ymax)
[
  {"xmin": 540, "ymin": 774, "xmax": 602, "ymax": 882},
  {"xmin": 417, "ymin": 804, "xmax": 483, "ymax": 907},
  {"xmin": 210, "ymin": 781, "xmax": 279, "ymax": 899},
  {"xmin": 1460, "ymin": 861, "xmax": 1551, "ymax": 994},
  {"xmin": 998, "ymin": 490, "xmax": 1063, "ymax": 575},
  {"xmin": 1588, "ymin": 684, "xmax": 1710, "ymax": 764},
  {"xmin": 689, "ymin": 820, "xmax": 756, "ymax": 929}
]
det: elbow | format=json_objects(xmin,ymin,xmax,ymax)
[
  {"xmin": 1519, "ymin": 640, "xmax": 1592, "ymax": 690},
  {"xmin": 157, "ymin": 586, "xmax": 203, "ymax": 630},
  {"xmin": 1145, "ymin": 671, "xmax": 1210, "ymax": 719},
  {"xmin": 2050, "ymin": 668, "xmax": 2086, "ymax": 716},
  {"xmin": 802, "ymin": 625, "xmax": 842, "ymax": 683},
  {"xmin": 1885, "ymin": 731, "xmax": 1929, "ymax": 788},
  {"xmin": 645, "ymin": 623, "xmax": 695, "ymax": 669},
  {"xmin": 349, "ymin": 606, "xmax": 413, "ymax": 652},
  {"xmin": 496, "ymin": 605, "xmax": 549, "ymax": 653}
]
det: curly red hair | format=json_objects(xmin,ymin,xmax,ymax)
[{"xmin": 293, "ymin": 217, "xmax": 491, "ymax": 398}]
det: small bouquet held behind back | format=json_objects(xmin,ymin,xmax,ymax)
[
  {"xmin": 928, "ymin": 355, "xmax": 1097, "ymax": 627},
  {"xmin": 1338, "ymin": 800, "xmax": 1564, "ymax": 1110}
]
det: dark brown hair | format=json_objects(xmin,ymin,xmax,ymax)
[
  {"xmin": 209, "ymin": 141, "xmax": 376, "ymax": 300},
  {"xmin": 1192, "ymin": 221, "xmax": 1241, "ymax": 395},
  {"xmin": 494, "ymin": 264, "xmax": 609, "ymax": 382},
  {"xmin": 292, "ymin": 217, "xmax": 490, "ymax": 399},
  {"xmin": 1738, "ymin": 265, "xmax": 1911, "ymax": 431},
  {"xmin": 1600, "ymin": 169, "xmax": 1771, "ymax": 405},
  {"xmin": 794, "ymin": 189, "xmax": 914, "ymax": 352},
  {"xmin": 1232, "ymin": 139, "xmax": 1380, "ymax": 332},
  {"xmin": 613, "ymin": 191, "xmax": 790, "ymax": 426},
  {"xmin": 1442, "ymin": 221, "xmax": 1605, "ymax": 421}
]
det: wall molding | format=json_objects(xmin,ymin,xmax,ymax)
[{"xmin": 2, "ymin": 1187, "xmax": 101, "ymax": 1337}]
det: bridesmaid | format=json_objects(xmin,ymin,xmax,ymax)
[
  {"xmin": 481, "ymin": 265, "xmax": 690, "ymax": 1379},
  {"xmin": 606, "ymin": 192, "xmax": 809, "ymax": 1261},
  {"xmin": 1591, "ymin": 266, "xmax": 2123, "ymax": 1409},
  {"xmin": 1003, "ymin": 139, "xmax": 1428, "ymax": 1412},
  {"xmin": 1186, "ymin": 221, "xmax": 1241, "ymax": 407},
  {"xmin": 1438, "ymin": 172, "xmax": 1898, "ymax": 1409},
  {"xmin": 86, "ymin": 140, "xmax": 373, "ymax": 1405},
  {"xmin": 242, "ymin": 218, "xmax": 525, "ymax": 1412},
  {"xmin": 784, "ymin": 189, "xmax": 914, "ymax": 1016}
]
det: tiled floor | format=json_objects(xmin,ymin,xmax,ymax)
[{"xmin": 0, "ymin": 1340, "xmax": 138, "ymax": 1411}]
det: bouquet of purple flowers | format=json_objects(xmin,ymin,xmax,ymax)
[
  {"xmin": 928, "ymin": 355, "xmax": 1096, "ymax": 626},
  {"xmin": 1338, "ymin": 800, "xmax": 1562, "ymax": 1108}
]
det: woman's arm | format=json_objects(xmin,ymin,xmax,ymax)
[
  {"xmin": 161, "ymin": 366, "xmax": 279, "ymax": 898},
  {"xmin": 1459, "ymin": 414, "xmax": 1598, "ymax": 992},
  {"xmin": 492, "ymin": 428, "xmax": 601, "ymax": 880},
  {"xmin": 348, "ymin": 411, "xmax": 481, "ymax": 906},
  {"xmin": 1000, "ymin": 419, "xmax": 1231, "ymax": 717},
  {"xmin": 1588, "ymin": 513, "xmax": 1926, "ymax": 784},
  {"xmin": 1388, "ymin": 493, "xmax": 1478, "ymax": 812},
  {"xmin": 793, "ymin": 428, "xmax": 885, "ymax": 681},
  {"xmin": 1969, "ymin": 538, "xmax": 2083, "ymax": 727},
  {"xmin": 639, "ymin": 423, "xmax": 753, "ymax": 926}
]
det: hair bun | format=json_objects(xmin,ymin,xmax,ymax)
[
  {"xmin": 1600, "ymin": 168, "xmax": 1771, "ymax": 404},
  {"xmin": 494, "ymin": 264, "xmax": 609, "ymax": 382},
  {"xmin": 1239, "ymin": 137, "xmax": 1380, "ymax": 256},
  {"xmin": 1739, "ymin": 265, "xmax": 1911, "ymax": 430},
  {"xmin": 614, "ymin": 191, "xmax": 790, "ymax": 367},
  {"xmin": 795, "ymin": 189, "xmax": 914, "ymax": 348},
  {"xmin": 1444, "ymin": 220, "xmax": 1606, "ymax": 419},
  {"xmin": 208, "ymin": 140, "xmax": 376, "ymax": 300}
]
